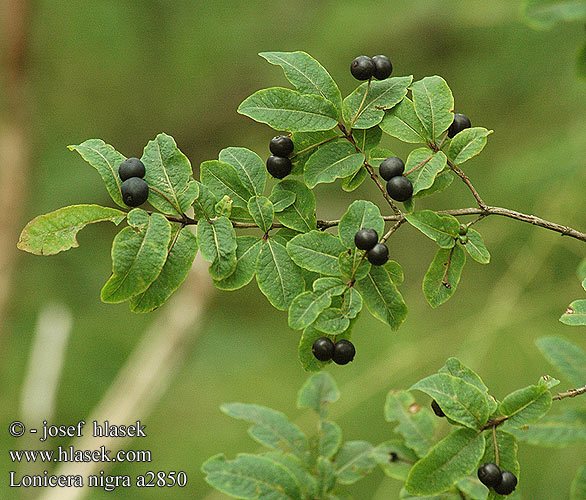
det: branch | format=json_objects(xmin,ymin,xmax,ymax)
[
  {"xmin": 448, "ymin": 158, "xmax": 488, "ymax": 210},
  {"xmin": 552, "ymin": 384, "xmax": 586, "ymax": 401}
]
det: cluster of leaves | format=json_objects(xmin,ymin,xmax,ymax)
[
  {"xmin": 203, "ymin": 339, "xmax": 586, "ymax": 500},
  {"xmin": 560, "ymin": 257, "xmax": 586, "ymax": 326},
  {"xmin": 18, "ymin": 50, "xmax": 497, "ymax": 370}
]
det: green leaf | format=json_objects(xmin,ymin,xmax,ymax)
[
  {"xmin": 380, "ymin": 97, "xmax": 428, "ymax": 143},
  {"xmin": 373, "ymin": 440, "xmax": 419, "ymax": 481},
  {"xmin": 319, "ymin": 421, "xmax": 343, "ymax": 459},
  {"xmin": 221, "ymin": 403, "xmax": 309, "ymax": 460},
  {"xmin": 464, "ymin": 229, "xmax": 490, "ymax": 264},
  {"xmin": 238, "ymin": 87, "xmax": 338, "ymax": 132},
  {"xmin": 410, "ymin": 373, "xmax": 490, "ymax": 429},
  {"xmin": 192, "ymin": 181, "xmax": 217, "ymax": 220},
  {"xmin": 201, "ymin": 160, "xmax": 253, "ymax": 208},
  {"xmin": 357, "ymin": 265, "xmax": 408, "ymax": 329},
  {"xmin": 499, "ymin": 385, "xmax": 552, "ymax": 429},
  {"xmin": 522, "ymin": 0, "xmax": 586, "ymax": 29},
  {"xmin": 290, "ymin": 130, "xmax": 339, "ymax": 175},
  {"xmin": 297, "ymin": 371, "xmax": 340, "ymax": 413},
  {"xmin": 405, "ymin": 429, "xmax": 485, "ymax": 496},
  {"xmin": 338, "ymin": 249, "xmax": 371, "ymax": 280},
  {"xmin": 414, "ymin": 171, "xmax": 455, "ymax": 199},
  {"xmin": 287, "ymin": 231, "xmax": 345, "ymax": 276},
  {"xmin": 447, "ymin": 127, "xmax": 493, "ymax": 165},
  {"xmin": 256, "ymin": 238, "xmax": 305, "ymax": 310},
  {"xmin": 511, "ymin": 408, "xmax": 586, "ymax": 447},
  {"xmin": 341, "ymin": 166, "xmax": 369, "ymax": 192},
  {"xmin": 141, "ymin": 133, "xmax": 198, "ymax": 215},
  {"xmin": 369, "ymin": 147, "xmax": 396, "ymax": 166},
  {"xmin": 197, "ymin": 216, "xmax": 237, "ymax": 280},
  {"xmin": 288, "ymin": 278, "xmax": 345, "ymax": 330},
  {"xmin": 101, "ymin": 210, "xmax": 171, "ymax": 303},
  {"xmin": 213, "ymin": 236, "xmax": 262, "ymax": 291},
  {"xmin": 130, "ymin": 227, "xmax": 198, "ymax": 312},
  {"xmin": 269, "ymin": 188, "xmax": 296, "ymax": 212},
  {"xmin": 298, "ymin": 326, "xmax": 350, "ymax": 373},
  {"xmin": 263, "ymin": 452, "xmax": 319, "ymax": 500},
  {"xmin": 400, "ymin": 490, "xmax": 461, "ymax": 500},
  {"xmin": 352, "ymin": 126, "xmax": 382, "ymax": 151},
  {"xmin": 481, "ymin": 430, "xmax": 519, "ymax": 477},
  {"xmin": 342, "ymin": 76, "xmax": 413, "ymax": 129},
  {"xmin": 423, "ymin": 245, "xmax": 466, "ymax": 308},
  {"xmin": 334, "ymin": 441, "xmax": 376, "ymax": 484},
  {"xmin": 202, "ymin": 453, "xmax": 303, "ymax": 500},
  {"xmin": 405, "ymin": 148, "xmax": 448, "ymax": 196},
  {"xmin": 405, "ymin": 210, "xmax": 459, "ymax": 248},
  {"xmin": 248, "ymin": 196, "xmax": 274, "ymax": 233},
  {"xmin": 439, "ymin": 358, "xmax": 497, "ymax": 414},
  {"xmin": 18, "ymin": 204, "xmax": 125, "ymax": 256},
  {"xmin": 340, "ymin": 288, "xmax": 363, "ymax": 319},
  {"xmin": 259, "ymin": 51, "xmax": 342, "ymax": 113},
  {"xmin": 317, "ymin": 456, "xmax": 337, "ymax": 496},
  {"xmin": 560, "ymin": 299, "xmax": 586, "ymax": 326},
  {"xmin": 456, "ymin": 477, "xmax": 489, "ymax": 500},
  {"xmin": 385, "ymin": 260, "xmax": 405, "ymax": 285},
  {"xmin": 536, "ymin": 336, "xmax": 586, "ymax": 385},
  {"xmin": 338, "ymin": 200, "xmax": 385, "ymax": 250},
  {"xmin": 273, "ymin": 180, "xmax": 317, "ymax": 233},
  {"xmin": 68, "ymin": 139, "xmax": 126, "ymax": 208},
  {"xmin": 304, "ymin": 141, "xmax": 365, "ymax": 188},
  {"xmin": 384, "ymin": 390, "xmax": 436, "ymax": 458},
  {"xmin": 314, "ymin": 308, "xmax": 350, "ymax": 334},
  {"xmin": 215, "ymin": 195, "xmax": 233, "ymax": 218},
  {"xmin": 411, "ymin": 76, "xmax": 454, "ymax": 141},
  {"xmin": 571, "ymin": 463, "xmax": 586, "ymax": 500},
  {"xmin": 219, "ymin": 147, "xmax": 267, "ymax": 196}
]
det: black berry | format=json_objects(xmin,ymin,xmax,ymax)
[
  {"xmin": 386, "ymin": 176, "xmax": 413, "ymax": 202},
  {"xmin": 121, "ymin": 177, "xmax": 149, "ymax": 207},
  {"xmin": 332, "ymin": 339, "xmax": 355, "ymax": 365},
  {"xmin": 494, "ymin": 471, "xmax": 517, "ymax": 495},
  {"xmin": 354, "ymin": 228, "xmax": 378, "ymax": 251},
  {"xmin": 312, "ymin": 337, "xmax": 335, "ymax": 362},
  {"xmin": 118, "ymin": 158, "xmax": 145, "ymax": 181},
  {"xmin": 379, "ymin": 157, "xmax": 404, "ymax": 180},
  {"xmin": 266, "ymin": 155, "xmax": 292, "ymax": 179},
  {"xmin": 448, "ymin": 113, "xmax": 472, "ymax": 138},
  {"xmin": 431, "ymin": 400, "xmax": 445, "ymax": 417},
  {"xmin": 350, "ymin": 56, "xmax": 375, "ymax": 80},
  {"xmin": 367, "ymin": 243, "xmax": 388, "ymax": 266},
  {"xmin": 372, "ymin": 55, "xmax": 393, "ymax": 80},
  {"xmin": 477, "ymin": 462, "xmax": 502, "ymax": 488},
  {"xmin": 269, "ymin": 135, "xmax": 294, "ymax": 157}
]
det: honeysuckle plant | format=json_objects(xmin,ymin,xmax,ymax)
[{"xmin": 17, "ymin": 49, "xmax": 586, "ymax": 498}]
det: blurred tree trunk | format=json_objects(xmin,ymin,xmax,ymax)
[{"xmin": 0, "ymin": 0, "xmax": 31, "ymax": 334}]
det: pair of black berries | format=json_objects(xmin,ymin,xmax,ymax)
[
  {"xmin": 431, "ymin": 400, "xmax": 518, "ymax": 496},
  {"xmin": 379, "ymin": 156, "xmax": 413, "ymax": 202},
  {"xmin": 312, "ymin": 337, "xmax": 355, "ymax": 365},
  {"xmin": 350, "ymin": 55, "xmax": 393, "ymax": 81},
  {"xmin": 354, "ymin": 228, "xmax": 389, "ymax": 266},
  {"xmin": 266, "ymin": 135, "xmax": 294, "ymax": 179},
  {"xmin": 119, "ymin": 158, "xmax": 149, "ymax": 207},
  {"xmin": 477, "ymin": 463, "xmax": 518, "ymax": 496}
]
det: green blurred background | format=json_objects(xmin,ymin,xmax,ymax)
[{"xmin": 1, "ymin": 0, "xmax": 585, "ymax": 498}]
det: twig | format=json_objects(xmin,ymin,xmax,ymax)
[
  {"xmin": 448, "ymin": 159, "xmax": 488, "ymax": 210},
  {"xmin": 159, "ymin": 206, "xmax": 586, "ymax": 243},
  {"xmin": 552, "ymin": 385, "xmax": 586, "ymax": 401}
]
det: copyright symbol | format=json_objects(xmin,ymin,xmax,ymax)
[{"xmin": 9, "ymin": 421, "xmax": 25, "ymax": 437}]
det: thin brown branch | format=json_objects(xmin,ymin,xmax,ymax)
[
  {"xmin": 381, "ymin": 220, "xmax": 405, "ymax": 243},
  {"xmin": 552, "ymin": 384, "xmax": 586, "ymax": 401},
  {"xmin": 448, "ymin": 158, "xmax": 488, "ymax": 209},
  {"xmin": 160, "ymin": 205, "xmax": 586, "ymax": 243}
]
